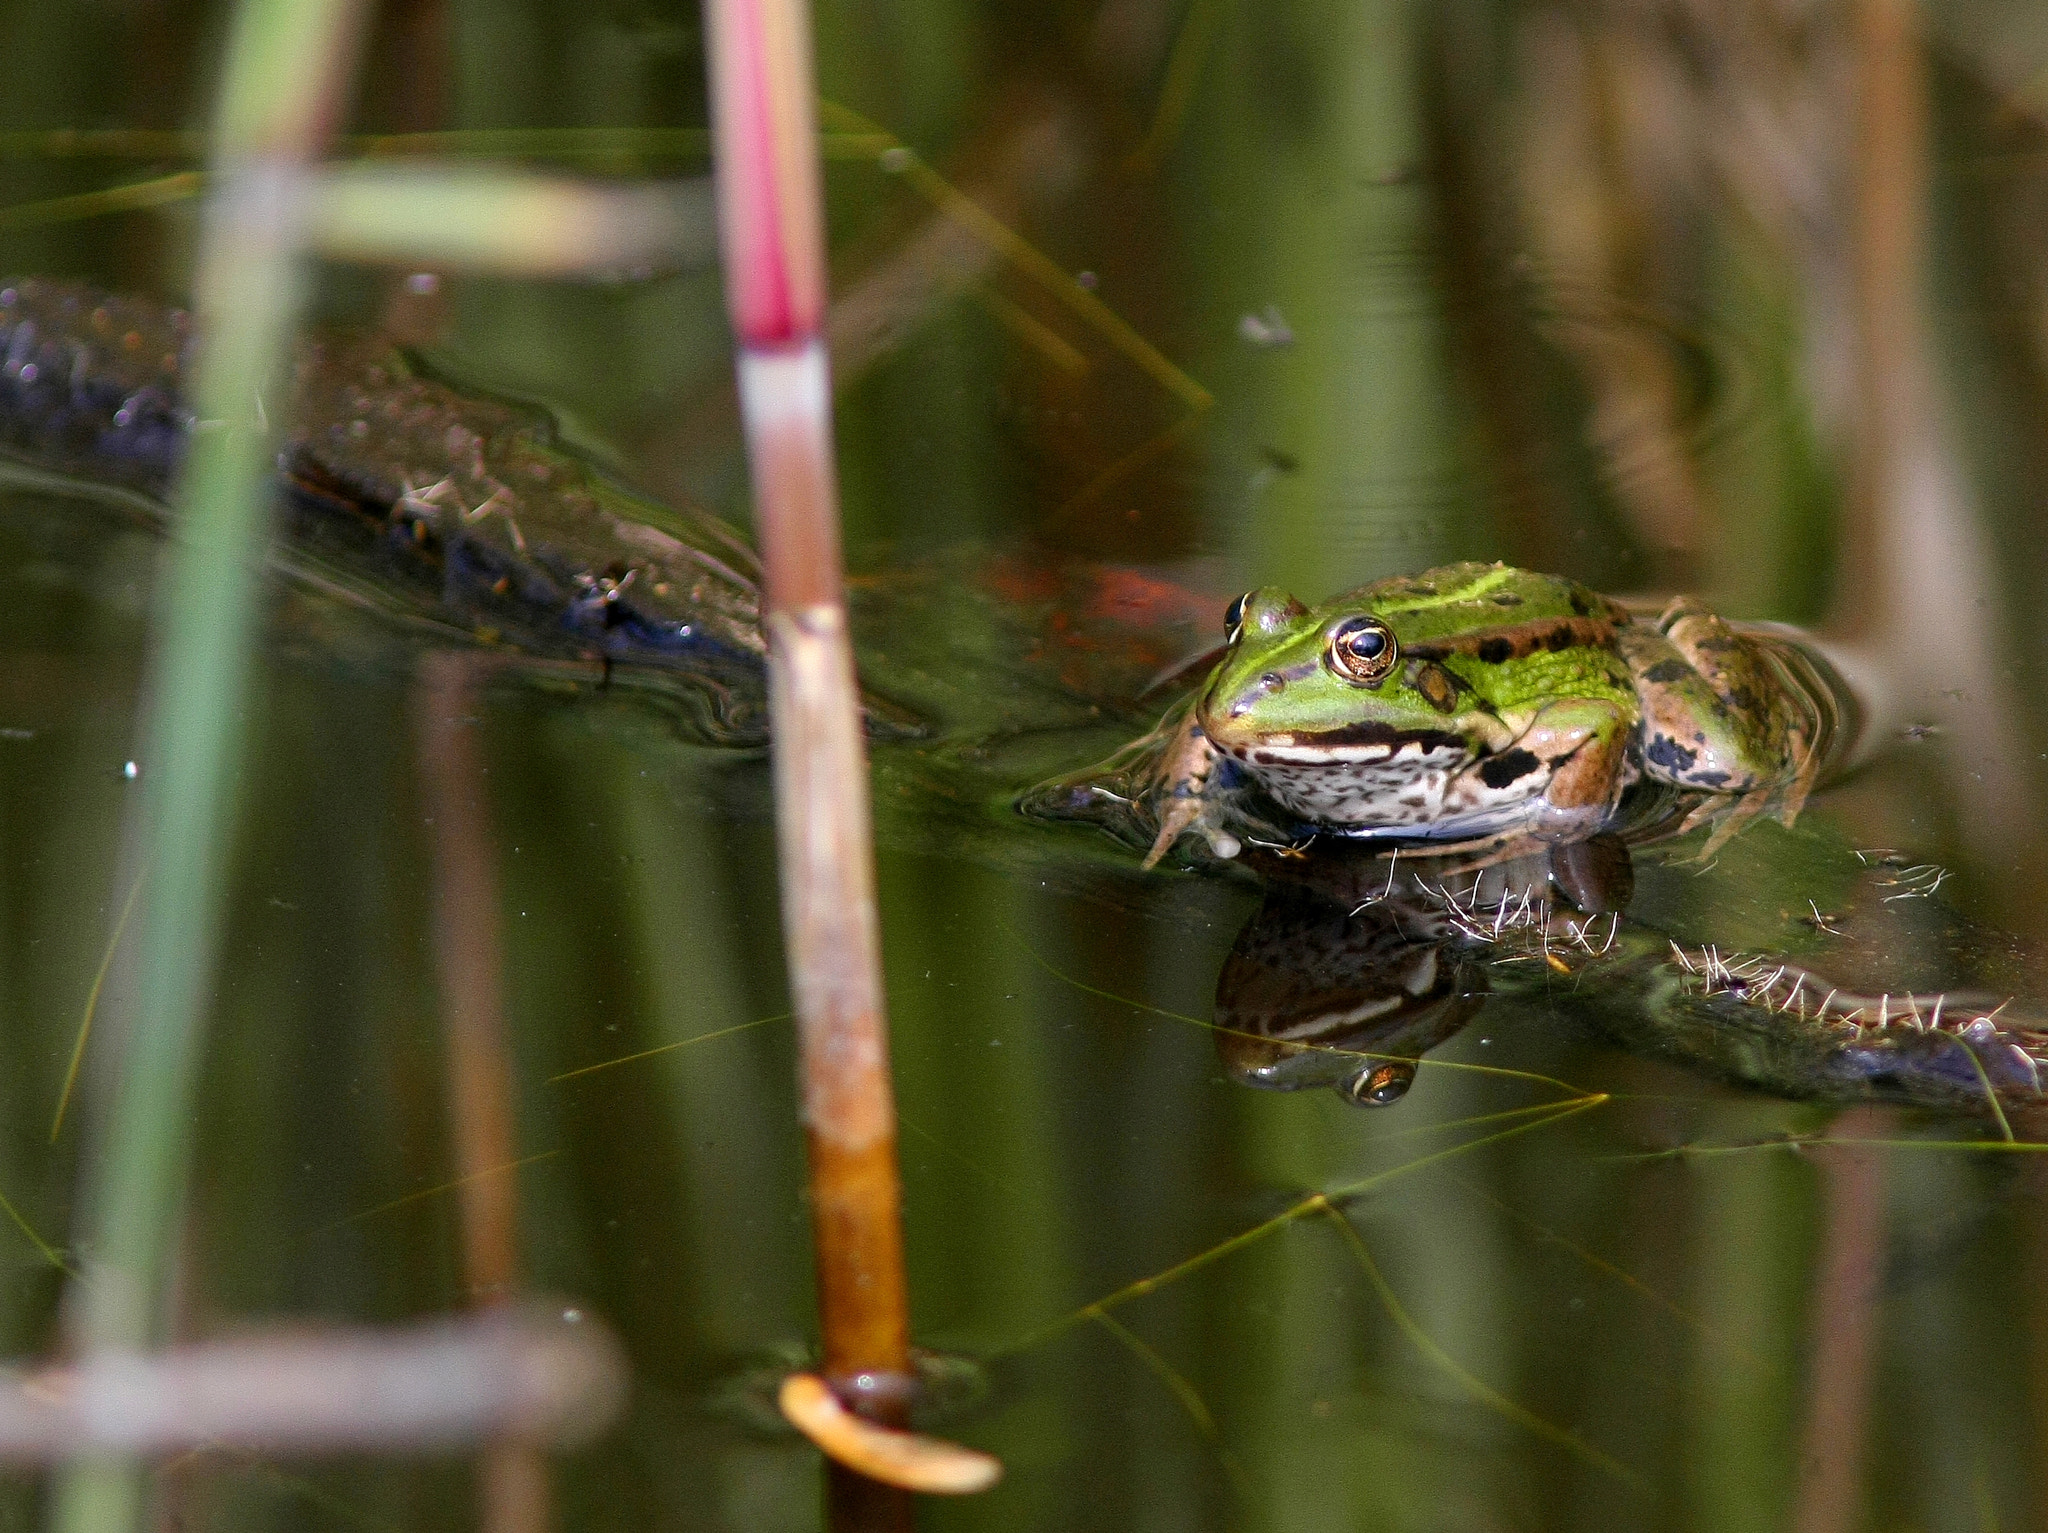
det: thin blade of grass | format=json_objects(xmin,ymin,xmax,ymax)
[
  {"xmin": 1320, "ymin": 1204, "xmax": 1643, "ymax": 1488},
  {"xmin": 1091, "ymin": 1310, "xmax": 1251, "ymax": 1500},
  {"xmin": 545, "ymin": 1013, "xmax": 791, "ymax": 1084},
  {"xmin": 49, "ymin": 868, "xmax": 147, "ymax": 1145},
  {"xmin": 54, "ymin": 0, "xmax": 373, "ymax": 1526},
  {"xmin": 0, "ymin": 172, "xmax": 203, "ymax": 232}
]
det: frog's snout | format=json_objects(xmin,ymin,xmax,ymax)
[{"xmin": 1199, "ymin": 669, "xmax": 1293, "ymax": 753}]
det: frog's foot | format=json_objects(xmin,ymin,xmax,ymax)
[
  {"xmin": 1143, "ymin": 795, "xmax": 1243, "ymax": 867},
  {"xmin": 1140, "ymin": 705, "xmax": 1240, "ymax": 869},
  {"xmin": 1679, "ymin": 717, "xmax": 1823, "ymax": 859},
  {"xmin": 1142, "ymin": 806, "xmax": 1192, "ymax": 869},
  {"xmin": 1683, "ymin": 788, "xmax": 1766, "ymax": 859}
]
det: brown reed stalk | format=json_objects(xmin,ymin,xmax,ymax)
[
  {"xmin": 703, "ymin": 0, "xmax": 914, "ymax": 1435},
  {"xmin": 1842, "ymin": 0, "xmax": 1925, "ymax": 641}
]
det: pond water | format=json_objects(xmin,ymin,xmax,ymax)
[{"xmin": 6, "ymin": 3, "xmax": 2048, "ymax": 1531}]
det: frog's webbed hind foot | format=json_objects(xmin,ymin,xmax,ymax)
[
  {"xmin": 1682, "ymin": 788, "xmax": 1766, "ymax": 859},
  {"xmin": 1680, "ymin": 727, "xmax": 1821, "ymax": 858},
  {"xmin": 1142, "ymin": 800, "xmax": 1243, "ymax": 868}
]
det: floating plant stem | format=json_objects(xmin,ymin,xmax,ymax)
[
  {"xmin": 53, "ymin": 1, "xmax": 372, "ymax": 1529},
  {"xmin": 309, "ymin": 164, "xmax": 718, "ymax": 275},
  {"xmin": 0, "ymin": 1308, "xmax": 625, "ymax": 1458}
]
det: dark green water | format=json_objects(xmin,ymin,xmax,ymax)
[{"xmin": 8, "ymin": 3, "xmax": 2048, "ymax": 1530}]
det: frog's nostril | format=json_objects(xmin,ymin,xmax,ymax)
[{"xmin": 1228, "ymin": 674, "xmax": 1284, "ymax": 718}]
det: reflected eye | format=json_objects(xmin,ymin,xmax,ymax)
[
  {"xmin": 1344, "ymin": 1061, "xmax": 1415, "ymax": 1108},
  {"xmin": 1326, "ymin": 616, "xmax": 1399, "ymax": 685},
  {"xmin": 1223, "ymin": 590, "xmax": 1251, "ymax": 646}
]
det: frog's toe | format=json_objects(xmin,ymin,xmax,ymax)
[
  {"xmin": 1678, "ymin": 786, "xmax": 1769, "ymax": 860},
  {"xmin": 1141, "ymin": 820, "xmax": 1183, "ymax": 870},
  {"xmin": 1141, "ymin": 806, "xmax": 1242, "ymax": 868},
  {"xmin": 1143, "ymin": 796, "xmax": 1207, "ymax": 869}
]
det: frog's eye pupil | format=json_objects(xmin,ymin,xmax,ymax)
[
  {"xmin": 1326, "ymin": 616, "xmax": 1399, "ymax": 685},
  {"xmin": 1224, "ymin": 591, "xmax": 1250, "ymax": 644}
]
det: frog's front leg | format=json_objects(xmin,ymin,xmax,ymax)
[
  {"xmin": 1492, "ymin": 697, "xmax": 1636, "ymax": 843},
  {"xmin": 1616, "ymin": 599, "xmax": 1802, "ymax": 796},
  {"xmin": 1142, "ymin": 703, "xmax": 1243, "ymax": 868}
]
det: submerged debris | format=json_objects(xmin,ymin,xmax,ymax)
[{"xmin": 0, "ymin": 277, "xmax": 774, "ymax": 745}]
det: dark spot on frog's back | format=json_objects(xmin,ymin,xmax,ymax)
[
  {"xmin": 1642, "ymin": 659, "xmax": 1691, "ymax": 685},
  {"xmin": 1569, "ymin": 593, "xmax": 1592, "ymax": 616},
  {"xmin": 1477, "ymin": 748, "xmax": 1542, "ymax": 789},
  {"xmin": 1645, "ymin": 735, "xmax": 1697, "ymax": 773},
  {"xmin": 1545, "ymin": 624, "xmax": 1578, "ymax": 652},
  {"xmin": 1476, "ymin": 636, "xmax": 1513, "ymax": 665},
  {"xmin": 1490, "ymin": 592, "xmax": 1522, "ymax": 606}
]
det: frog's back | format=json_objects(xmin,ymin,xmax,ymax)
[
  {"xmin": 1340, "ymin": 562, "xmax": 1637, "ymax": 714},
  {"xmin": 1339, "ymin": 562, "xmax": 1621, "ymax": 646}
]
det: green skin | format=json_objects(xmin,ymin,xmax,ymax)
[{"xmin": 1146, "ymin": 562, "xmax": 1814, "ymax": 865}]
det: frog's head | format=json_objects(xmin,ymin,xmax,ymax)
[{"xmin": 1196, "ymin": 586, "xmax": 1484, "ymax": 762}]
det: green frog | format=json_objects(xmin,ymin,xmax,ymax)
[{"xmin": 1142, "ymin": 561, "xmax": 1821, "ymax": 867}]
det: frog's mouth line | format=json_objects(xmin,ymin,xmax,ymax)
[
  {"xmin": 1262, "ymin": 991, "xmax": 1417, "ymax": 1039},
  {"xmin": 1217, "ymin": 725, "xmax": 1470, "ymax": 767}
]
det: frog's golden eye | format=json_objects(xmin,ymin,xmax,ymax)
[
  {"xmin": 1344, "ymin": 1061, "xmax": 1415, "ymax": 1107},
  {"xmin": 1326, "ymin": 616, "xmax": 1399, "ymax": 686},
  {"xmin": 1223, "ymin": 590, "xmax": 1251, "ymax": 647}
]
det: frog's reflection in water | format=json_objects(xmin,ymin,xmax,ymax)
[
  {"xmin": 1212, "ymin": 882, "xmax": 1484, "ymax": 1108},
  {"xmin": 1211, "ymin": 837, "xmax": 1633, "ymax": 1108},
  {"xmin": 1210, "ymin": 830, "xmax": 2048, "ymax": 1115}
]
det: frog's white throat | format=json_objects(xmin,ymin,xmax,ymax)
[{"xmin": 1226, "ymin": 735, "xmax": 1554, "ymax": 834}]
